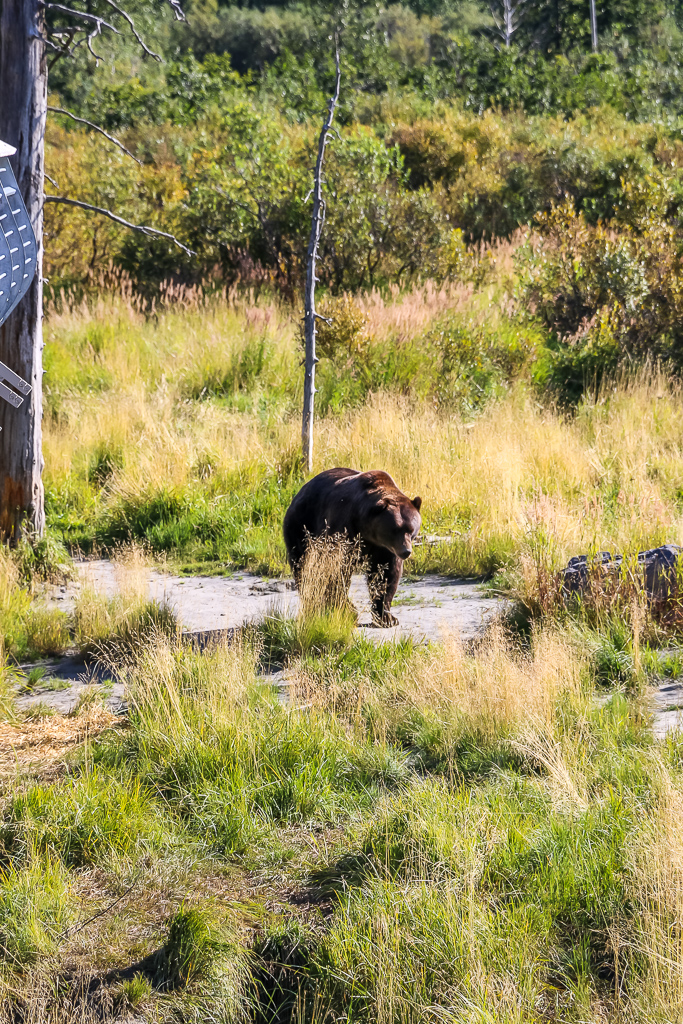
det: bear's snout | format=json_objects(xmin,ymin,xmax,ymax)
[{"xmin": 399, "ymin": 541, "xmax": 413, "ymax": 559}]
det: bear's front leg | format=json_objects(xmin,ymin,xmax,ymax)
[{"xmin": 367, "ymin": 550, "xmax": 403, "ymax": 627}]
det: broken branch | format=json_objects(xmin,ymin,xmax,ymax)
[
  {"xmin": 43, "ymin": 196, "xmax": 195, "ymax": 257},
  {"xmin": 47, "ymin": 106, "xmax": 142, "ymax": 164},
  {"xmin": 97, "ymin": 0, "xmax": 162, "ymax": 60}
]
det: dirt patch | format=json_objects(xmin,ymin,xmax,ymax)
[
  {"xmin": 52, "ymin": 560, "xmax": 504, "ymax": 643},
  {"xmin": 0, "ymin": 706, "xmax": 121, "ymax": 782}
]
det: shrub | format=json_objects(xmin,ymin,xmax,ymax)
[
  {"xmin": 314, "ymin": 295, "xmax": 370, "ymax": 363},
  {"xmin": 518, "ymin": 190, "xmax": 683, "ymax": 398}
]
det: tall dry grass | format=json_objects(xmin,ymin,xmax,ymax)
[
  {"xmin": 44, "ymin": 278, "xmax": 683, "ymax": 572},
  {"xmin": 74, "ymin": 544, "xmax": 178, "ymax": 656},
  {"xmin": 416, "ymin": 626, "xmax": 586, "ymax": 739},
  {"xmin": 627, "ymin": 771, "xmax": 683, "ymax": 1017}
]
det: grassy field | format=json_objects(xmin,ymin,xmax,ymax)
[
  {"xmin": 42, "ymin": 260, "xmax": 683, "ymax": 583},
  {"xmin": 0, "ymin": 606, "xmax": 681, "ymax": 1022},
  {"xmin": 0, "ymin": 248, "xmax": 683, "ymax": 1020}
]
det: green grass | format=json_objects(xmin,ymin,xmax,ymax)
[
  {"xmin": 0, "ymin": 576, "xmax": 681, "ymax": 1020},
  {"xmin": 152, "ymin": 907, "xmax": 235, "ymax": 991},
  {"xmin": 0, "ymin": 858, "xmax": 72, "ymax": 968},
  {"xmin": 255, "ymin": 605, "xmax": 358, "ymax": 664},
  {"xmin": 1, "ymin": 771, "xmax": 166, "ymax": 868}
]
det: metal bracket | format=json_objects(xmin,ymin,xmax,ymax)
[{"xmin": 0, "ymin": 360, "xmax": 31, "ymax": 408}]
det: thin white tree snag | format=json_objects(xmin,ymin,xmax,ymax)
[
  {"xmin": 590, "ymin": 0, "xmax": 598, "ymax": 52},
  {"xmin": 490, "ymin": 0, "xmax": 530, "ymax": 47},
  {"xmin": 302, "ymin": 45, "xmax": 341, "ymax": 474}
]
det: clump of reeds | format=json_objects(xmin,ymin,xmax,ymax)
[
  {"xmin": 297, "ymin": 533, "xmax": 361, "ymax": 619},
  {"xmin": 258, "ymin": 534, "xmax": 361, "ymax": 662}
]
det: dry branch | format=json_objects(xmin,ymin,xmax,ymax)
[
  {"xmin": 301, "ymin": 43, "xmax": 341, "ymax": 473},
  {"xmin": 47, "ymin": 106, "xmax": 142, "ymax": 164},
  {"xmin": 97, "ymin": 0, "xmax": 162, "ymax": 59},
  {"xmin": 44, "ymin": 195, "xmax": 195, "ymax": 256}
]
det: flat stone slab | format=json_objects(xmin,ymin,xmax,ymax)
[{"xmin": 651, "ymin": 678, "xmax": 683, "ymax": 740}]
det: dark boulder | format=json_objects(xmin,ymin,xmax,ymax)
[{"xmin": 562, "ymin": 544, "xmax": 682, "ymax": 600}]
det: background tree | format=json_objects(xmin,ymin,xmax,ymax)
[
  {"xmin": 0, "ymin": 0, "xmax": 187, "ymax": 542},
  {"xmin": 490, "ymin": 0, "xmax": 531, "ymax": 46}
]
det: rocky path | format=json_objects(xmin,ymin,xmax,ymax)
[
  {"xmin": 15, "ymin": 561, "xmax": 683, "ymax": 739},
  {"xmin": 16, "ymin": 562, "xmax": 503, "ymax": 714}
]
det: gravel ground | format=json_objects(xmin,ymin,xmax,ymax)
[{"xmin": 15, "ymin": 560, "xmax": 683, "ymax": 738}]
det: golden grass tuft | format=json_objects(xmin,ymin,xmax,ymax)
[
  {"xmin": 0, "ymin": 706, "xmax": 120, "ymax": 782},
  {"xmin": 407, "ymin": 625, "xmax": 586, "ymax": 738},
  {"xmin": 124, "ymin": 630, "xmax": 256, "ymax": 741},
  {"xmin": 627, "ymin": 769, "xmax": 683, "ymax": 1015},
  {"xmin": 298, "ymin": 534, "xmax": 360, "ymax": 619}
]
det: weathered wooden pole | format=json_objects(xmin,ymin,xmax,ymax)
[
  {"xmin": 0, "ymin": 0, "xmax": 46, "ymax": 539},
  {"xmin": 302, "ymin": 46, "xmax": 341, "ymax": 474}
]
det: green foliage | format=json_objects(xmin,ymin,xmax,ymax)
[
  {"xmin": 0, "ymin": 556, "xmax": 70, "ymax": 661},
  {"xmin": 314, "ymin": 295, "xmax": 369, "ymax": 362},
  {"xmin": 14, "ymin": 535, "xmax": 72, "ymax": 586},
  {"xmin": 518, "ymin": 190, "xmax": 683, "ymax": 401}
]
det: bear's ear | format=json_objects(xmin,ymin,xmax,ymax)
[{"xmin": 413, "ymin": 496, "xmax": 422, "ymax": 512}]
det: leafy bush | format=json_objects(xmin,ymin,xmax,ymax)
[
  {"xmin": 518, "ymin": 190, "xmax": 683, "ymax": 400},
  {"xmin": 314, "ymin": 295, "xmax": 369, "ymax": 362}
]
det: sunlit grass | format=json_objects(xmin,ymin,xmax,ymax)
[{"xmin": 41, "ymin": 280, "xmax": 683, "ymax": 580}]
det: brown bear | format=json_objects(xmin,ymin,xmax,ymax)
[{"xmin": 283, "ymin": 468, "xmax": 422, "ymax": 626}]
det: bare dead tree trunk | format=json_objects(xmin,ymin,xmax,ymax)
[
  {"xmin": 0, "ymin": 0, "xmax": 46, "ymax": 540},
  {"xmin": 301, "ymin": 46, "xmax": 341, "ymax": 474},
  {"xmin": 589, "ymin": 0, "xmax": 598, "ymax": 51},
  {"xmin": 490, "ymin": 0, "xmax": 529, "ymax": 48},
  {"xmin": 504, "ymin": 0, "xmax": 513, "ymax": 46}
]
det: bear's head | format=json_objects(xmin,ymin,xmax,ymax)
[{"xmin": 364, "ymin": 494, "xmax": 422, "ymax": 560}]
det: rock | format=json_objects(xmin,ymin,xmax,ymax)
[{"xmin": 563, "ymin": 544, "xmax": 682, "ymax": 600}]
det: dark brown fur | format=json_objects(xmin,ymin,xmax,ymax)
[{"xmin": 283, "ymin": 468, "xmax": 422, "ymax": 626}]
